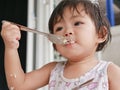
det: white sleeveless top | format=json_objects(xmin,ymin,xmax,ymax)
[{"xmin": 49, "ymin": 60, "xmax": 110, "ymax": 90}]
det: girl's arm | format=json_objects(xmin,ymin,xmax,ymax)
[
  {"xmin": 5, "ymin": 48, "xmax": 57, "ymax": 90},
  {"xmin": 108, "ymin": 62, "xmax": 120, "ymax": 90},
  {"xmin": 1, "ymin": 22, "xmax": 57, "ymax": 90},
  {"xmin": 4, "ymin": 47, "xmax": 25, "ymax": 89}
]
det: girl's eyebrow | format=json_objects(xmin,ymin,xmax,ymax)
[{"xmin": 71, "ymin": 15, "xmax": 81, "ymax": 19}]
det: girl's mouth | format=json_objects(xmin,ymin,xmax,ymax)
[
  {"xmin": 65, "ymin": 40, "xmax": 75, "ymax": 44},
  {"xmin": 64, "ymin": 36, "xmax": 76, "ymax": 46}
]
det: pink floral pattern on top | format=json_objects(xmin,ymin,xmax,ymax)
[{"xmin": 49, "ymin": 60, "xmax": 110, "ymax": 90}]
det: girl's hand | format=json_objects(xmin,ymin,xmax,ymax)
[{"xmin": 1, "ymin": 21, "xmax": 21, "ymax": 49}]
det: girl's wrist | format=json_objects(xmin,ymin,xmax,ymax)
[
  {"xmin": 4, "ymin": 42, "xmax": 19, "ymax": 50},
  {"xmin": 5, "ymin": 46, "xmax": 18, "ymax": 51}
]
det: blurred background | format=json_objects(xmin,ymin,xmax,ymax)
[{"xmin": 0, "ymin": 0, "xmax": 120, "ymax": 90}]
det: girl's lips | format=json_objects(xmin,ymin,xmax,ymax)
[
  {"xmin": 64, "ymin": 40, "xmax": 76, "ymax": 46},
  {"xmin": 63, "ymin": 36, "xmax": 76, "ymax": 46}
]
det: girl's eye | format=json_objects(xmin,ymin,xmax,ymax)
[
  {"xmin": 74, "ymin": 21, "xmax": 81, "ymax": 26},
  {"xmin": 55, "ymin": 27, "xmax": 63, "ymax": 31}
]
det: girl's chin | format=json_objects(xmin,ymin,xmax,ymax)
[{"xmin": 63, "ymin": 51, "xmax": 82, "ymax": 58}]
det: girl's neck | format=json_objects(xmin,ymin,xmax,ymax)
[
  {"xmin": 66, "ymin": 57, "xmax": 98, "ymax": 66},
  {"xmin": 63, "ymin": 57, "xmax": 99, "ymax": 79}
]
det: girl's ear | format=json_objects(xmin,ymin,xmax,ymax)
[{"xmin": 97, "ymin": 26, "xmax": 108, "ymax": 43}]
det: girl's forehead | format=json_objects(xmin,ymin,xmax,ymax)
[
  {"xmin": 65, "ymin": 7, "xmax": 85, "ymax": 16},
  {"xmin": 54, "ymin": 3, "xmax": 89, "ymax": 25},
  {"xmin": 58, "ymin": 5, "xmax": 87, "ymax": 21}
]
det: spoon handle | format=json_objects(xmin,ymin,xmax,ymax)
[{"xmin": 2, "ymin": 20, "xmax": 48, "ymax": 36}]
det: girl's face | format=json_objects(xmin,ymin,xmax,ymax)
[{"xmin": 53, "ymin": 5, "xmax": 101, "ymax": 61}]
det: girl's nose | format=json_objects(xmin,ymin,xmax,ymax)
[{"xmin": 64, "ymin": 32, "xmax": 73, "ymax": 36}]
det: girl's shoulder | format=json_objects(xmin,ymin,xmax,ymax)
[
  {"xmin": 44, "ymin": 60, "xmax": 66, "ymax": 72},
  {"xmin": 49, "ymin": 60, "xmax": 66, "ymax": 71},
  {"xmin": 107, "ymin": 62, "xmax": 120, "ymax": 77},
  {"xmin": 107, "ymin": 62, "xmax": 120, "ymax": 90},
  {"xmin": 99, "ymin": 60, "xmax": 120, "ymax": 78}
]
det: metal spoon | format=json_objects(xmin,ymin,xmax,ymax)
[{"xmin": 2, "ymin": 20, "xmax": 67, "ymax": 45}]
